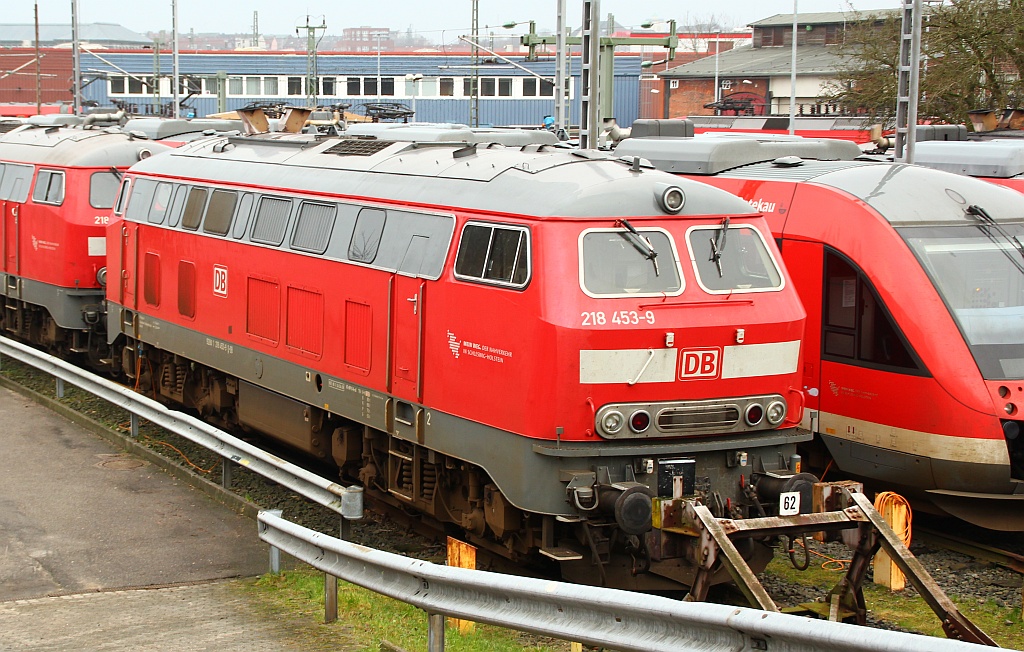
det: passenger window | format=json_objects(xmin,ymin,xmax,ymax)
[
  {"xmin": 202, "ymin": 189, "xmax": 237, "ymax": 236},
  {"xmin": 181, "ymin": 187, "xmax": 208, "ymax": 230},
  {"xmin": 113, "ymin": 178, "xmax": 132, "ymax": 216},
  {"xmin": 233, "ymin": 193, "xmax": 254, "ymax": 239},
  {"xmin": 292, "ymin": 202, "xmax": 336, "ymax": 254},
  {"xmin": 0, "ymin": 163, "xmax": 32, "ymax": 203},
  {"xmin": 455, "ymin": 222, "xmax": 530, "ymax": 288},
  {"xmin": 349, "ymin": 208, "xmax": 386, "ymax": 263},
  {"xmin": 167, "ymin": 185, "xmax": 186, "ymax": 227},
  {"xmin": 90, "ymin": 170, "xmax": 121, "ymax": 209},
  {"xmin": 125, "ymin": 178, "xmax": 157, "ymax": 223},
  {"xmin": 822, "ymin": 249, "xmax": 923, "ymax": 372},
  {"xmin": 32, "ymin": 169, "xmax": 65, "ymax": 205},
  {"xmin": 251, "ymin": 197, "xmax": 292, "ymax": 245},
  {"xmin": 148, "ymin": 182, "xmax": 172, "ymax": 224}
]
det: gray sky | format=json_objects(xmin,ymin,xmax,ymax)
[{"xmin": 11, "ymin": 0, "xmax": 900, "ymax": 37}]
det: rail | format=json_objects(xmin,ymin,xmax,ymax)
[
  {"xmin": 0, "ymin": 335, "xmax": 348, "ymax": 513},
  {"xmin": 257, "ymin": 510, "xmax": 990, "ymax": 652}
]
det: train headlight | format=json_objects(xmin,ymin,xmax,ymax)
[
  {"xmin": 602, "ymin": 410, "xmax": 624, "ymax": 435},
  {"xmin": 629, "ymin": 410, "xmax": 651, "ymax": 433},
  {"xmin": 765, "ymin": 400, "xmax": 787, "ymax": 426},
  {"xmin": 655, "ymin": 183, "xmax": 685, "ymax": 214},
  {"xmin": 744, "ymin": 403, "xmax": 764, "ymax": 426}
]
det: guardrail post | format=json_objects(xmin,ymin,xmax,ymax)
[
  {"xmin": 427, "ymin": 612, "xmax": 445, "ymax": 652},
  {"xmin": 267, "ymin": 509, "xmax": 284, "ymax": 573},
  {"xmin": 221, "ymin": 456, "xmax": 234, "ymax": 488},
  {"xmin": 130, "ymin": 413, "xmax": 139, "ymax": 438},
  {"xmin": 56, "ymin": 377, "xmax": 65, "ymax": 398},
  {"xmin": 326, "ymin": 486, "xmax": 365, "ymax": 624}
]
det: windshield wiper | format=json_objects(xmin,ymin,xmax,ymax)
[
  {"xmin": 616, "ymin": 219, "xmax": 660, "ymax": 277},
  {"xmin": 709, "ymin": 216, "xmax": 730, "ymax": 277},
  {"xmin": 109, "ymin": 166, "xmax": 123, "ymax": 181},
  {"xmin": 966, "ymin": 204, "xmax": 1024, "ymax": 269}
]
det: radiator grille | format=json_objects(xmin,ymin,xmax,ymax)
[{"xmin": 657, "ymin": 405, "xmax": 740, "ymax": 432}]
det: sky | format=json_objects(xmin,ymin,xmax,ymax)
[{"xmin": 10, "ymin": 0, "xmax": 903, "ymax": 38}]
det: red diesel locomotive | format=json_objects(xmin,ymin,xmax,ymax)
[
  {"xmin": 617, "ymin": 129, "xmax": 1024, "ymax": 529},
  {"xmin": 0, "ymin": 123, "xmax": 169, "ymax": 360},
  {"xmin": 103, "ymin": 127, "xmax": 809, "ymax": 589}
]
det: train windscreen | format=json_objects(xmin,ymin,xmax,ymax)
[
  {"xmin": 901, "ymin": 224, "xmax": 1024, "ymax": 380},
  {"xmin": 579, "ymin": 228, "xmax": 682, "ymax": 297}
]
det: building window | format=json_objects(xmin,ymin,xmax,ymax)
[
  {"xmin": 128, "ymin": 76, "xmax": 145, "ymax": 94},
  {"xmin": 825, "ymin": 25, "xmax": 841, "ymax": 45},
  {"xmin": 380, "ymin": 77, "xmax": 394, "ymax": 96},
  {"xmin": 540, "ymin": 79, "xmax": 555, "ymax": 96},
  {"xmin": 498, "ymin": 78, "xmax": 512, "ymax": 97},
  {"xmin": 228, "ymin": 77, "xmax": 243, "ymax": 95},
  {"xmin": 347, "ymin": 77, "xmax": 361, "ymax": 95},
  {"xmin": 264, "ymin": 77, "xmax": 278, "ymax": 95},
  {"xmin": 440, "ymin": 77, "xmax": 454, "ymax": 97},
  {"xmin": 523, "ymin": 78, "xmax": 537, "ymax": 96},
  {"xmin": 322, "ymin": 77, "xmax": 336, "ymax": 96},
  {"xmin": 761, "ymin": 26, "xmax": 786, "ymax": 47},
  {"xmin": 109, "ymin": 76, "xmax": 126, "ymax": 94},
  {"xmin": 364, "ymin": 77, "xmax": 378, "ymax": 96},
  {"xmin": 245, "ymin": 77, "xmax": 261, "ymax": 95},
  {"xmin": 463, "ymin": 78, "xmax": 478, "ymax": 97},
  {"xmin": 480, "ymin": 77, "xmax": 496, "ymax": 97},
  {"xmin": 287, "ymin": 77, "xmax": 303, "ymax": 95}
]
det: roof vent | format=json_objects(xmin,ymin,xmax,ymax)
[
  {"xmin": 772, "ymin": 156, "xmax": 804, "ymax": 167},
  {"xmin": 322, "ymin": 139, "xmax": 393, "ymax": 156}
]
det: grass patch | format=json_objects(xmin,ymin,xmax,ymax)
[
  {"xmin": 243, "ymin": 567, "xmax": 571, "ymax": 652},
  {"xmin": 764, "ymin": 544, "xmax": 1024, "ymax": 649}
]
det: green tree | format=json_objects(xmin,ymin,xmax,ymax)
[{"xmin": 824, "ymin": 0, "xmax": 1024, "ymax": 124}]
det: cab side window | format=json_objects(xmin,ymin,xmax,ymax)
[{"xmin": 822, "ymin": 249, "xmax": 925, "ymax": 373}]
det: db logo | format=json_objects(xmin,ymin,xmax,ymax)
[
  {"xmin": 680, "ymin": 348, "xmax": 721, "ymax": 380},
  {"xmin": 213, "ymin": 265, "xmax": 228, "ymax": 297}
]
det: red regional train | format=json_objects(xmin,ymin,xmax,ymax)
[
  {"xmin": 88, "ymin": 123, "xmax": 816, "ymax": 590},
  {"xmin": 0, "ymin": 122, "xmax": 169, "ymax": 360},
  {"xmin": 616, "ymin": 128, "xmax": 1024, "ymax": 529}
]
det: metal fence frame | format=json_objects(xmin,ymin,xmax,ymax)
[{"xmin": 258, "ymin": 511, "xmax": 988, "ymax": 652}]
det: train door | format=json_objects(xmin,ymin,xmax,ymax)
[
  {"xmin": 391, "ymin": 273, "xmax": 424, "ymax": 403},
  {"xmin": 780, "ymin": 238, "xmax": 824, "ymax": 422},
  {"xmin": 119, "ymin": 221, "xmax": 139, "ymax": 310},
  {"xmin": 0, "ymin": 165, "xmax": 32, "ymax": 278}
]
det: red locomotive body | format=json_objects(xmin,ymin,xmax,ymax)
[
  {"xmin": 0, "ymin": 125, "xmax": 168, "ymax": 356},
  {"xmin": 106, "ymin": 129, "xmax": 808, "ymax": 588},
  {"xmin": 617, "ymin": 132, "xmax": 1024, "ymax": 529}
]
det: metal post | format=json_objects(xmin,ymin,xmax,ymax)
[
  {"xmin": 34, "ymin": 2, "xmax": 41, "ymax": 114},
  {"xmin": 130, "ymin": 413, "xmax": 139, "ymax": 438},
  {"xmin": 325, "ymin": 571, "xmax": 338, "ymax": 623},
  {"xmin": 267, "ymin": 509, "xmax": 283, "ymax": 573},
  {"xmin": 555, "ymin": 0, "xmax": 567, "ymax": 131},
  {"xmin": 171, "ymin": 0, "xmax": 179, "ymax": 118},
  {"xmin": 216, "ymin": 70, "xmax": 227, "ymax": 114},
  {"xmin": 580, "ymin": 0, "xmax": 601, "ymax": 149},
  {"xmin": 221, "ymin": 455, "xmax": 234, "ymax": 488},
  {"xmin": 789, "ymin": 1, "xmax": 797, "ymax": 134},
  {"xmin": 427, "ymin": 612, "xmax": 445, "ymax": 651},
  {"xmin": 70, "ymin": 0, "xmax": 81, "ymax": 115},
  {"xmin": 56, "ymin": 377, "xmax": 65, "ymax": 399},
  {"xmin": 470, "ymin": 0, "xmax": 479, "ymax": 127},
  {"xmin": 713, "ymin": 32, "xmax": 720, "ymax": 107}
]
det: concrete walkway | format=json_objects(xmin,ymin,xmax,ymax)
[{"xmin": 0, "ymin": 384, "xmax": 353, "ymax": 651}]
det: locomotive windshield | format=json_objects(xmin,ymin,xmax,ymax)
[
  {"xmin": 580, "ymin": 228, "xmax": 682, "ymax": 297},
  {"xmin": 901, "ymin": 223, "xmax": 1024, "ymax": 380},
  {"xmin": 686, "ymin": 225, "xmax": 783, "ymax": 293}
]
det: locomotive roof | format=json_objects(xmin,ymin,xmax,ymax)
[
  {"xmin": 0, "ymin": 126, "xmax": 170, "ymax": 167},
  {"xmin": 128, "ymin": 133, "xmax": 756, "ymax": 219},
  {"xmin": 913, "ymin": 140, "xmax": 1024, "ymax": 178},
  {"xmin": 613, "ymin": 135, "xmax": 862, "ymax": 174}
]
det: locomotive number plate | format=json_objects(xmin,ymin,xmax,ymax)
[{"xmin": 779, "ymin": 491, "xmax": 800, "ymax": 516}]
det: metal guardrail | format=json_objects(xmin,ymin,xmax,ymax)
[
  {"xmin": 0, "ymin": 335, "xmax": 996, "ymax": 651},
  {"xmin": 257, "ymin": 511, "xmax": 991, "ymax": 652},
  {"xmin": 0, "ymin": 335, "xmax": 348, "ymax": 513}
]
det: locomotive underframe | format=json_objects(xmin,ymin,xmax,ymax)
[{"xmin": 106, "ymin": 304, "xmax": 818, "ymax": 590}]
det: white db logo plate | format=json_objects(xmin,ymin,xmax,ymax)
[{"xmin": 779, "ymin": 491, "xmax": 800, "ymax": 516}]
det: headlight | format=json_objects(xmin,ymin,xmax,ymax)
[
  {"xmin": 766, "ymin": 400, "xmax": 787, "ymax": 426},
  {"xmin": 744, "ymin": 403, "xmax": 764, "ymax": 426},
  {"xmin": 655, "ymin": 183, "xmax": 685, "ymax": 214},
  {"xmin": 602, "ymin": 410, "xmax": 624, "ymax": 434}
]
